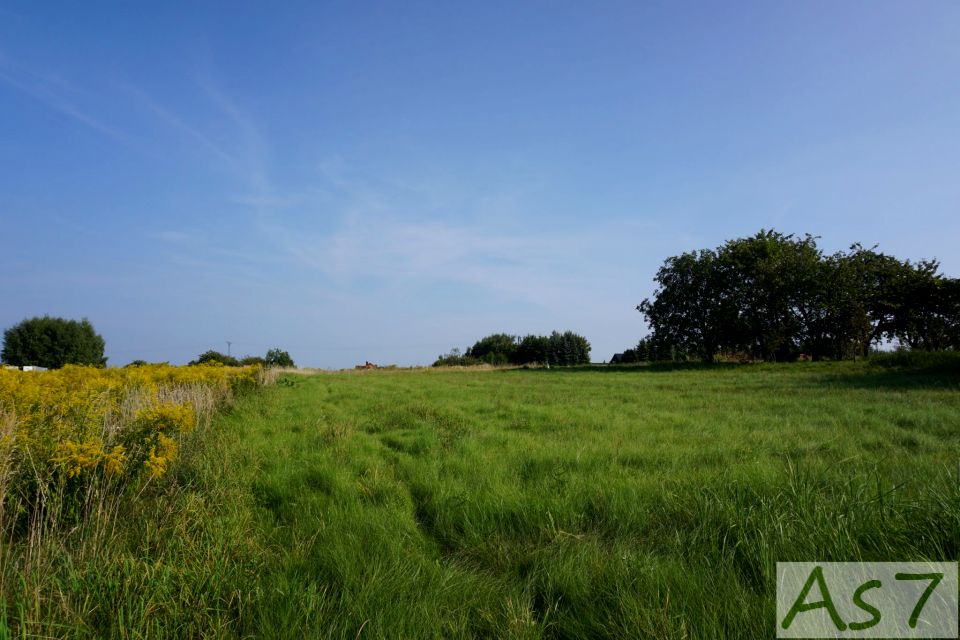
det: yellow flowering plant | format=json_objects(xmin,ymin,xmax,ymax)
[{"xmin": 0, "ymin": 363, "xmax": 263, "ymax": 529}]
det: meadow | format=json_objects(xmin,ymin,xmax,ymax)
[{"xmin": 2, "ymin": 359, "xmax": 959, "ymax": 638}]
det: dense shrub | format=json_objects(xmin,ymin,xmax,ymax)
[
  {"xmin": 465, "ymin": 334, "xmax": 517, "ymax": 365},
  {"xmin": 189, "ymin": 349, "xmax": 294, "ymax": 368},
  {"xmin": 432, "ymin": 349, "xmax": 480, "ymax": 367},
  {"xmin": 189, "ymin": 350, "xmax": 240, "ymax": 366}
]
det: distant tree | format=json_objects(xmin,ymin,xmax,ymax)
[
  {"xmin": 436, "ymin": 331, "xmax": 591, "ymax": 367},
  {"xmin": 513, "ymin": 334, "xmax": 550, "ymax": 364},
  {"xmin": 190, "ymin": 350, "xmax": 240, "ymax": 367},
  {"xmin": 634, "ymin": 337, "xmax": 657, "ymax": 361},
  {"xmin": 545, "ymin": 331, "xmax": 591, "ymax": 366},
  {"xmin": 466, "ymin": 333, "xmax": 518, "ymax": 365},
  {"xmin": 617, "ymin": 337, "xmax": 658, "ymax": 363},
  {"xmin": 264, "ymin": 348, "xmax": 295, "ymax": 368},
  {"xmin": 240, "ymin": 355, "xmax": 266, "ymax": 366},
  {"xmin": 1, "ymin": 316, "xmax": 106, "ymax": 369}
]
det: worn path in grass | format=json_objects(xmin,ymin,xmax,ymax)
[{"xmin": 215, "ymin": 363, "xmax": 959, "ymax": 638}]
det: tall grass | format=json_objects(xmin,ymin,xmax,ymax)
[
  {"xmin": 0, "ymin": 365, "xmax": 269, "ymax": 638},
  {"xmin": 217, "ymin": 361, "xmax": 960, "ymax": 638},
  {"xmin": 2, "ymin": 361, "xmax": 957, "ymax": 638}
]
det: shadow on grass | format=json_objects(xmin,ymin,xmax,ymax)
[
  {"xmin": 816, "ymin": 368, "xmax": 960, "ymax": 391},
  {"xmin": 825, "ymin": 352, "xmax": 960, "ymax": 390},
  {"xmin": 499, "ymin": 362, "xmax": 751, "ymax": 374},
  {"xmin": 497, "ymin": 357, "xmax": 960, "ymax": 390}
]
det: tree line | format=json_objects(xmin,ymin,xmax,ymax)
[
  {"xmin": 2, "ymin": 316, "xmax": 296, "ymax": 369},
  {"xmin": 186, "ymin": 348, "xmax": 294, "ymax": 368},
  {"xmin": 635, "ymin": 230, "xmax": 960, "ymax": 362},
  {"xmin": 434, "ymin": 331, "xmax": 591, "ymax": 367},
  {"xmin": 9, "ymin": 230, "xmax": 956, "ymax": 372}
]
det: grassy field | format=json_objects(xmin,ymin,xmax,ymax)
[{"xmin": 5, "ymin": 360, "xmax": 960, "ymax": 638}]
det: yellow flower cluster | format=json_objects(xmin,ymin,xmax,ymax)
[
  {"xmin": 135, "ymin": 402, "xmax": 198, "ymax": 434},
  {"xmin": 53, "ymin": 440, "xmax": 117, "ymax": 479},
  {"xmin": 0, "ymin": 364, "xmax": 260, "ymax": 503}
]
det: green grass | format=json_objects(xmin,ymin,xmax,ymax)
[{"xmin": 4, "ymin": 361, "xmax": 960, "ymax": 638}]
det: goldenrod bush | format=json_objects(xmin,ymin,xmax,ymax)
[{"xmin": 0, "ymin": 363, "xmax": 260, "ymax": 534}]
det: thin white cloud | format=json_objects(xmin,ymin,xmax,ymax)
[
  {"xmin": 150, "ymin": 230, "xmax": 201, "ymax": 245},
  {"xmin": 231, "ymin": 193, "xmax": 307, "ymax": 208},
  {"xmin": 126, "ymin": 85, "xmax": 241, "ymax": 168},
  {"xmin": 124, "ymin": 76, "xmax": 275, "ymax": 206},
  {"xmin": 196, "ymin": 78, "xmax": 271, "ymax": 196},
  {"xmin": 266, "ymin": 210, "xmax": 645, "ymax": 314},
  {"xmin": 239, "ymin": 155, "xmax": 664, "ymax": 316},
  {"xmin": 0, "ymin": 60, "xmax": 132, "ymax": 144}
]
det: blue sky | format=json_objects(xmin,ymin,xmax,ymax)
[{"xmin": 2, "ymin": 1, "xmax": 959, "ymax": 368}]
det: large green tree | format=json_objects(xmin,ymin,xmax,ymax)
[
  {"xmin": 720, "ymin": 231, "xmax": 824, "ymax": 361},
  {"xmin": 2, "ymin": 316, "xmax": 106, "ymax": 368},
  {"xmin": 636, "ymin": 231, "xmax": 960, "ymax": 362},
  {"xmin": 637, "ymin": 249, "xmax": 734, "ymax": 362}
]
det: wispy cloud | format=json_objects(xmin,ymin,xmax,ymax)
[
  {"xmin": 197, "ymin": 78, "xmax": 272, "ymax": 197},
  {"xmin": 230, "ymin": 193, "xmax": 307, "ymax": 208},
  {"xmin": 0, "ymin": 55, "xmax": 133, "ymax": 144},
  {"xmin": 150, "ymin": 230, "xmax": 202, "ymax": 245},
  {"xmin": 126, "ymin": 85, "xmax": 241, "ymax": 168},
  {"xmin": 0, "ymin": 51, "xmax": 272, "ymax": 197},
  {"xmin": 265, "ymin": 205, "xmax": 652, "ymax": 314}
]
